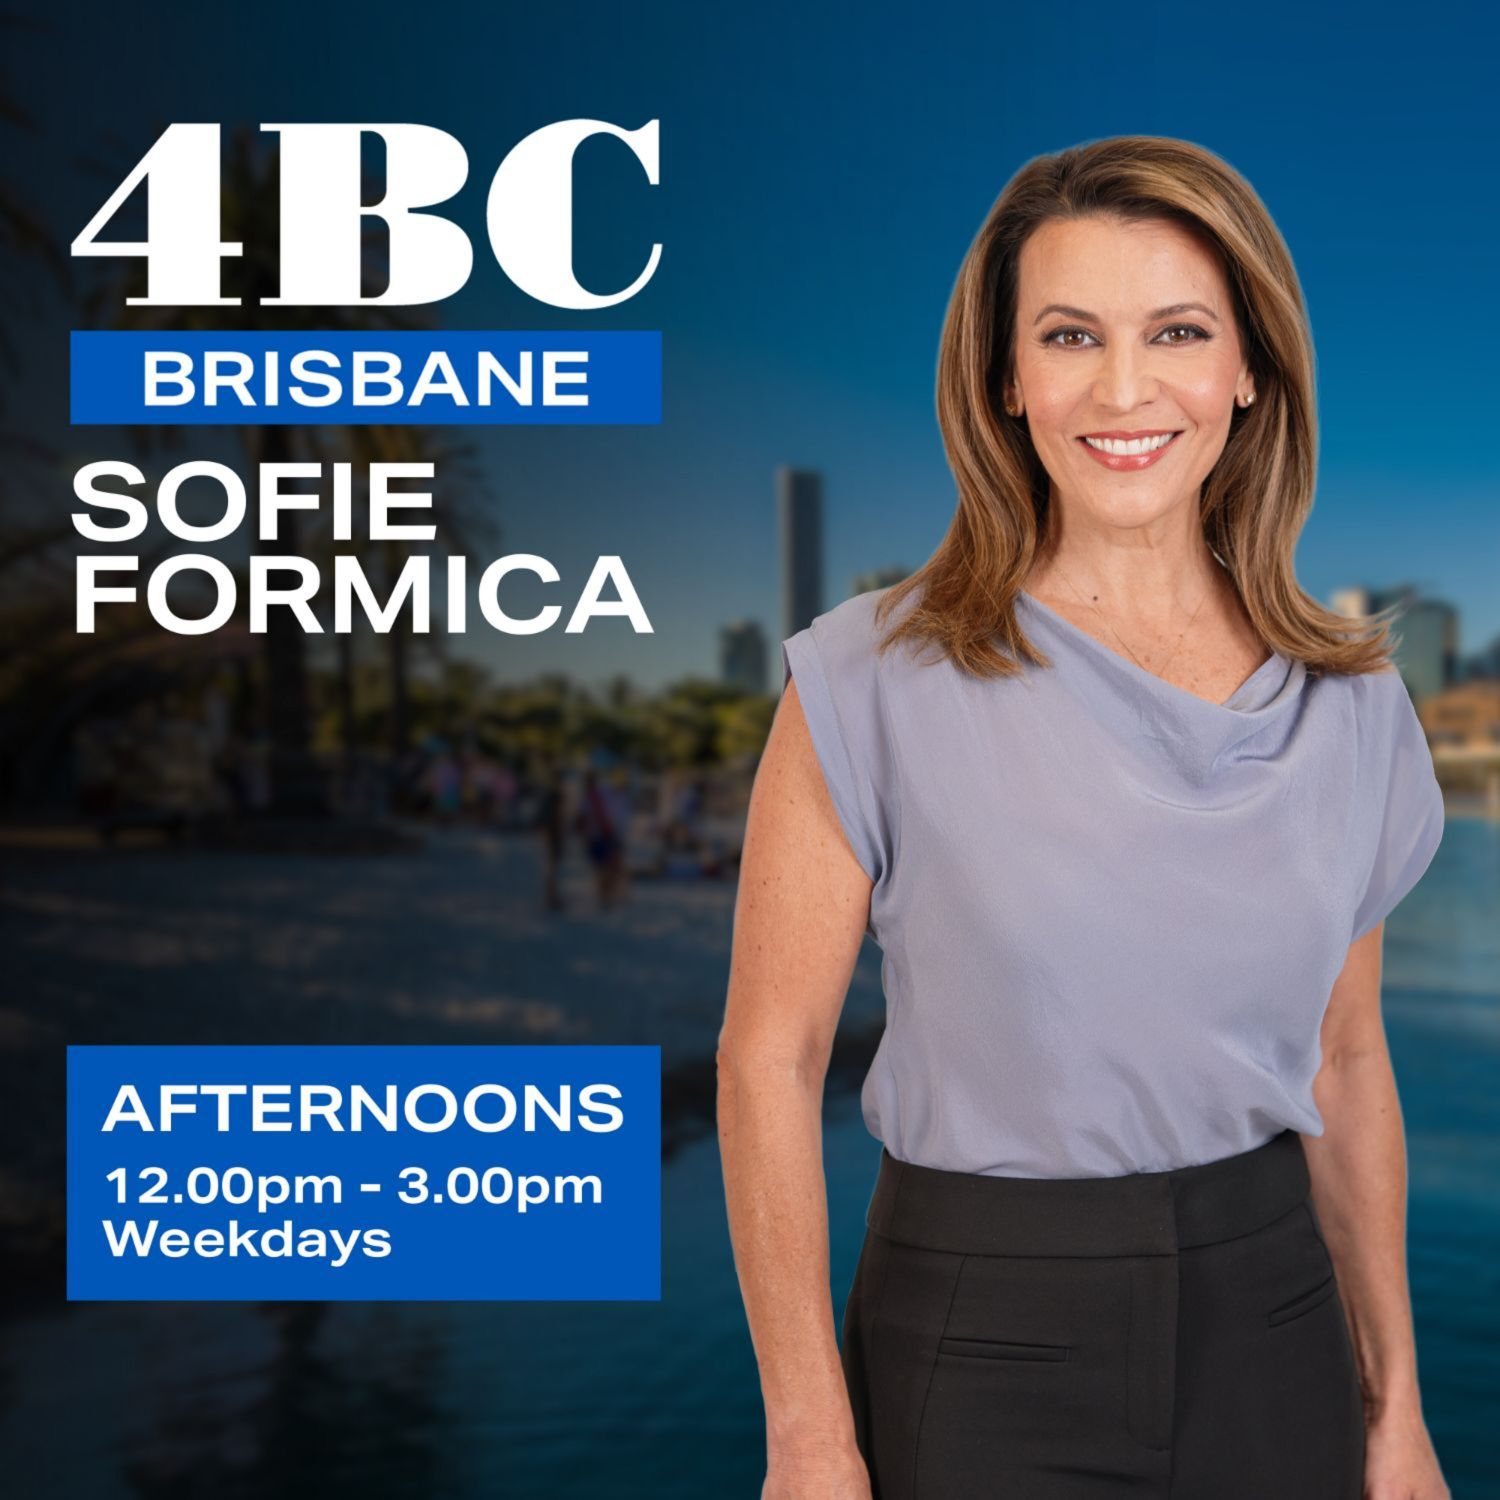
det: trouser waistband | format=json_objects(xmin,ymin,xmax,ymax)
[{"xmin": 866, "ymin": 1129, "xmax": 1309, "ymax": 1256}]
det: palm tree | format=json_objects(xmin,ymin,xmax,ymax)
[
  {"xmin": 316, "ymin": 421, "xmax": 499, "ymax": 758},
  {"xmin": 0, "ymin": 35, "xmax": 95, "ymax": 806},
  {"xmin": 83, "ymin": 124, "xmax": 433, "ymax": 814},
  {"xmin": 0, "ymin": 22, "xmax": 68, "ymax": 382}
]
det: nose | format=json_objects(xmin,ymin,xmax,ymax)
[{"xmin": 1092, "ymin": 342, "xmax": 1160, "ymax": 414}]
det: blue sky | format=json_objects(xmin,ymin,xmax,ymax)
[{"xmin": 11, "ymin": 0, "xmax": 1496, "ymax": 688}]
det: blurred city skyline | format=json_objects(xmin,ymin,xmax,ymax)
[
  {"xmin": 709, "ymin": 463, "xmax": 1473, "ymax": 703},
  {"xmin": 3, "ymin": 1, "xmax": 1490, "ymax": 699}
]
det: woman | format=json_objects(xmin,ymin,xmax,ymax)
[{"xmin": 717, "ymin": 137, "xmax": 1450, "ymax": 1499}]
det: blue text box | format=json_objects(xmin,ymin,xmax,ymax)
[
  {"xmin": 67, "ymin": 1044, "xmax": 661, "ymax": 1301},
  {"xmin": 70, "ymin": 331, "xmax": 661, "ymax": 424}
]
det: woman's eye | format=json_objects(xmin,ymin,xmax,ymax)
[
  {"xmin": 1041, "ymin": 327, "xmax": 1097, "ymax": 349},
  {"xmin": 1040, "ymin": 324, "xmax": 1210, "ymax": 349}
]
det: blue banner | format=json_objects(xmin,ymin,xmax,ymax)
[
  {"xmin": 67, "ymin": 1044, "xmax": 661, "ymax": 1301},
  {"xmin": 70, "ymin": 330, "xmax": 662, "ymax": 424}
]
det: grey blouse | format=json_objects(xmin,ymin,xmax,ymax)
[{"xmin": 781, "ymin": 585, "xmax": 1446, "ymax": 1179}]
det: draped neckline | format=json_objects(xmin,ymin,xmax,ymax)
[
  {"xmin": 1014, "ymin": 589, "xmax": 1310, "ymax": 781},
  {"xmin": 1017, "ymin": 589, "xmax": 1286, "ymax": 713}
]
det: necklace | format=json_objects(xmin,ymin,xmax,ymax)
[{"xmin": 1048, "ymin": 561, "xmax": 1223, "ymax": 681}]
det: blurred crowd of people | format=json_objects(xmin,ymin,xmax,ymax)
[{"xmin": 65, "ymin": 694, "xmax": 744, "ymax": 911}]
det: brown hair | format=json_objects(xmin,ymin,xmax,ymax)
[{"xmin": 873, "ymin": 134, "xmax": 1405, "ymax": 680}]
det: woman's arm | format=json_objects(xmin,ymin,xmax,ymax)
[
  {"xmin": 1306, "ymin": 921, "xmax": 1451, "ymax": 1498},
  {"xmin": 717, "ymin": 677, "xmax": 876, "ymax": 1498}
]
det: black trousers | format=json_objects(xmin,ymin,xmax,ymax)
[{"xmin": 840, "ymin": 1129, "xmax": 1365, "ymax": 1498}]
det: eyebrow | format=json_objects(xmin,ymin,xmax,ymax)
[{"xmin": 1032, "ymin": 301, "xmax": 1222, "ymax": 327}]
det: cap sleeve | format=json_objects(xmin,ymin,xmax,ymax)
[
  {"xmin": 1350, "ymin": 672, "xmax": 1446, "ymax": 942},
  {"xmin": 780, "ymin": 595, "xmax": 897, "ymax": 885}
]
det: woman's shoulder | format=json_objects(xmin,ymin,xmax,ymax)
[
  {"xmin": 1315, "ymin": 659, "xmax": 1411, "ymax": 714},
  {"xmin": 1354, "ymin": 662, "xmax": 1428, "ymax": 739},
  {"xmin": 801, "ymin": 584, "xmax": 923, "ymax": 670},
  {"xmin": 807, "ymin": 584, "xmax": 895, "ymax": 633},
  {"xmin": 1308, "ymin": 660, "xmax": 1429, "ymax": 770}
]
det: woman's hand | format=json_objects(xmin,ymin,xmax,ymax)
[
  {"xmin": 1362, "ymin": 1405, "xmax": 1450, "ymax": 1499},
  {"xmin": 762, "ymin": 1438, "xmax": 873, "ymax": 1499}
]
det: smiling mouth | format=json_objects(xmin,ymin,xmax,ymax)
[{"xmin": 1079, "ymin": 432, "xmax": 1182, "ymax": 456}]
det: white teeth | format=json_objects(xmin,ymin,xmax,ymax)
[{"xmin": 1083, "ymin": 433, "xmax": 1178, "ymax": 456}]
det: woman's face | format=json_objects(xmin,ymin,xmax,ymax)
[{"xmin": 1008, "ymin": 214, "xmax": 1253, "ymax": 533}]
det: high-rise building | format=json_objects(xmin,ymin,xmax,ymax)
[
  {"xmin": 851, "ymin": 566, "xmax": 912, "ymax": 598},
  {"xmin": 778, "ymin": 467, "xmax": 823, "ymax": 643},
  {"xmin": 1457, "ymin": 631, "xmax": 1500, "ymax": 684},
  {"xmin": 1329, "ymin": 584, "xmax": 1457, "ymax": 701},
  {"xmin": 719, "ymin": 620, "xmax": 769, "ymax": 696},
  {"xmin": 1395, "ymin": 596, "xmax": 1458, "ymax": 701},
  {"xmin": 1329, "ymin": 587, "xmax": 1372, "ymax": 620}
]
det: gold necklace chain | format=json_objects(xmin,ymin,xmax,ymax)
[{"xmin": 1051, "ymin": 561, "xmax": 1222, "ymax": 680}]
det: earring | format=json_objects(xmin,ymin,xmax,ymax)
[{"xmin": 1241, "ymin": 391, "xmax": 1256, "ymax": 407}]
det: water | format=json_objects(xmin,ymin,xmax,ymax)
[{"xmin": 4, "ymin": 817, "xmax": 1497, "ymax": 1498}]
